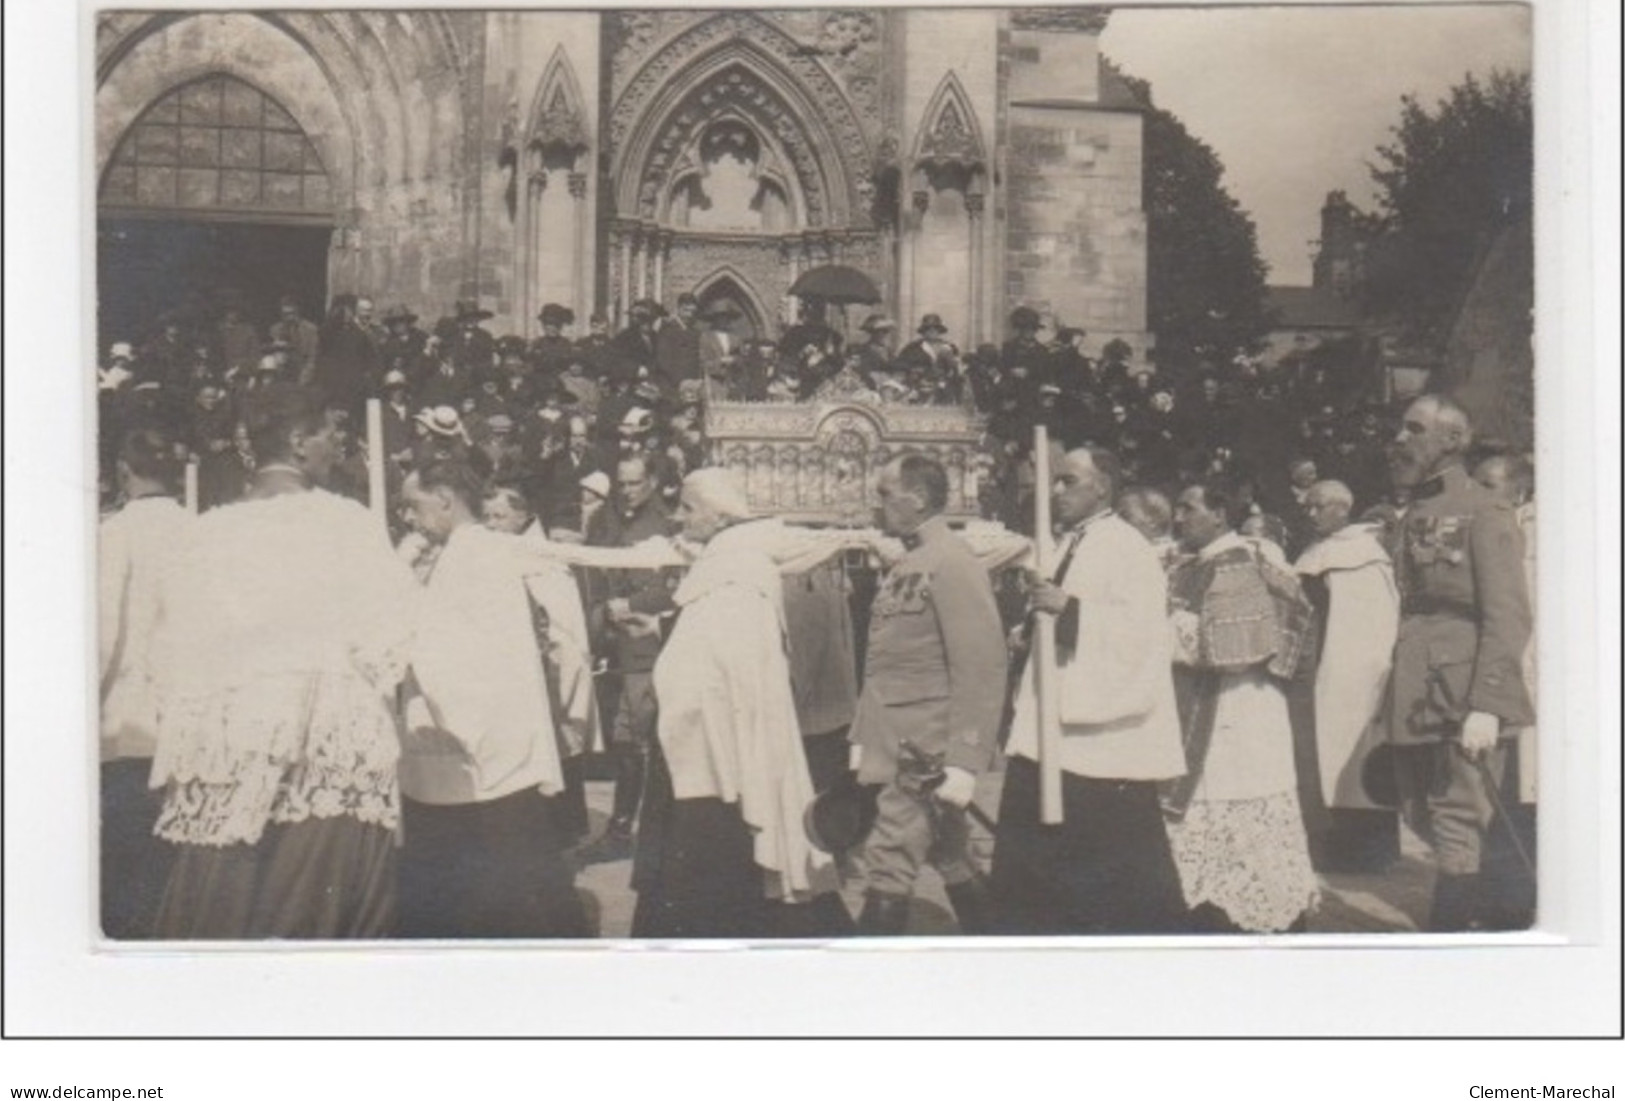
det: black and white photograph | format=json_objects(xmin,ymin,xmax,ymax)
[{"xmin": 5, "ymin": 0, "xmax": 1620, "ymax": 1051}]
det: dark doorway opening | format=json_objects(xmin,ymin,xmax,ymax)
[{"xmin": 97, "ymin": 217, "xmax": 331, "ymax": 352}]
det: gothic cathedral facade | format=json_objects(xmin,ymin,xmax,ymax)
[{"xmin": 96, "ymin": 9, "xmax": 1148, "ymax": 356}]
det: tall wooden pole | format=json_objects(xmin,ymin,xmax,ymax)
[
  {"xmin": 366, "ymin": 398, "xmax": 387, "ymax": 532},
  {"xmin": 1031, "ymin": 425, "xmax": 1063, "ymax": 824},
  {"xmin": 183, "ymin": 459, "xmax": 199, "ymax": 516}
]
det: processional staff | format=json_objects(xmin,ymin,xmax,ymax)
[
  {"xmin": 1031, "ymin": 423, "xmax": 1064, "ymax": 825},
  {"xmin": 366, "ymin": 397, "xmax": 387, "ymax": 531},
  {"xmin": 184, "ymin": 458, "xmax": 199, "ymax": 516}
]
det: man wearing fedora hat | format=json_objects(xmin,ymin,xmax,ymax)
[
  {"xmin": 447, "ymin": 299, "xmax": 498, "ymax": 374},
  {"xmin": 575, "ymin": 311, "xmax": 616, "ymax": 381},
  {"xmin": 378, "ymin": 305, "xmax": 428, "ymax": 386},
  {"xmin": 532, "ymin": 303, "xmax": 577, "ymax": 380},
  {"xmin": 1002, "ymin": 306, "xmax": 1053, "ymax": 386}
]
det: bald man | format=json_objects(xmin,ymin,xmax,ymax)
[{"xmin": 1385, "ymin": 396, "xmax": 1533, "ymax": 931}]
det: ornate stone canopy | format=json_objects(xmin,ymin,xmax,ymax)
[{"xmin": 707, "ymin": 399, "xmax": 987, "ymax": 524}]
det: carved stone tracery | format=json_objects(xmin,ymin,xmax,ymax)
[{"xmin": 610, "ymin": 12, "xmax": 873, "ymax": 228}]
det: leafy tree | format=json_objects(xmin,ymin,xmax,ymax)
[
  {"xmin": 1118, "ymin": 70, "xmax": 1272, "ymax": 372},
  {"xmin": 1360, "ymin": 69, "xmax": 1533, "ymax": 348}
]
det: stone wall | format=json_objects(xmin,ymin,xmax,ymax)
[
  {"xmin": 895, "ymin": 8, "xmax": 999, "ymax": 345},
  {"xmin": 477, "ymin": 12, "xmax": 603, "ymax": 335},
  {"xmin": 1002, "ymin": 22, "xmax": 1147, "ymax": 359},
  {"xmin": 96, "ymin": 11, "xmax": 478, "ymax": 323}
]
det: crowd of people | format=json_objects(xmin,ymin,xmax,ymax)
[
  {"xmin": 99, "ymin": 294, "xmax": 1404, "ymax": 546},
  {"xmin": 97, "ymin": 283, "xmax": 1539, "ymax": 941}
]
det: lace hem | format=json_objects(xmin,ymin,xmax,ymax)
[
  {"xmin": 153, "ymin": 669, "xmax": 402, "ymax": 847},
  {"xmin": 154, "ymin": 670, "xmax": 400, "ymax": 786},
  {"xmin": 1166, "ymin": 790, "xmax": 1320, "ymax": 932},
  {"xmin": 156, "ymin": 765, "xmax": 400, "ymax": 848}
]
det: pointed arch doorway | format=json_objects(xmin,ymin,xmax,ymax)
[{"xmin": 97, "ymin": 73, "xmax": 335, "ymax": 349}]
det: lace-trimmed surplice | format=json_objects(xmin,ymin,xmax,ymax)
[{"xmin": 150, "ymin": 490, "xmax": 418, "ymax": 848}]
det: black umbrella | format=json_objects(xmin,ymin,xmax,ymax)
[{"xmin": 788, "ymin": 264, "xmax": 882, "ymax": 305}]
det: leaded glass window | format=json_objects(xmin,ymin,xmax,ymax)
[{"xmin": 101, "ymin": 75, "xmax": 332, "ymax": 216}]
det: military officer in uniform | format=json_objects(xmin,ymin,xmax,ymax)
[
  {"xmin": 849, "ymin": 454, "xmax": 1007, "ymax": 934},
  {"xmin": 1385, "ymin": 395, "xmax": 1534, "ymax": 931}
]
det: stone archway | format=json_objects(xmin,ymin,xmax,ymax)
[
  {"xmin": 692, "ymin": 268, "xmax": 773, "ymax": 341},
  {"xmin": 97, "ymin": 73, "xmax": 338, "ymax": 347},
  {"xmin": 96, "ymin": 10, "xmax": 475, "ymax": 323},
  {"xmin": 605, "ymin": 12, "xmax": 882, "ymax": 331}
]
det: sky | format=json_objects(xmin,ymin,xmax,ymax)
[{"xmin": 1100, "ymin": 3, "xmax": 1533, "ymax": 285}]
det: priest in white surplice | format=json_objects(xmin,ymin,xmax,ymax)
[
  {"xmin": 989, "ymin": 445, "xmax": 1190, "ymax": 934},
  {"xmin": 397, "ymin": 459, "xmax": 588, "ymax": 938},
  {"xmin": 1294, "ymin": 481, "xmax": 1401, "ymax": 815},
  {"xmin": 633, "ymin": 468, "xmax": 848, "ymax": 938}
]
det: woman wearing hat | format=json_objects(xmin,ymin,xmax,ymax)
[
  {"xmin": 530, "ymin": 303, "xmax": 577, "ymax": 380},
  {"xmin": 894, "ymin": 314, "xmax": 963, "ymax": 403}
]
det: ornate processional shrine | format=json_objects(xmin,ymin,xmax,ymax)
[{"xmin": 706, "ymin": 393, "xmax": 987, "ymax": 525}]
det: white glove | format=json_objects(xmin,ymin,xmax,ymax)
[
  {"xmin": 934, "ymin": 766, "xmax": 977, "ymax": 809},
  {"xmin": 1460, "ymin": 710, "xmax": 1501, "ymax": 757}
]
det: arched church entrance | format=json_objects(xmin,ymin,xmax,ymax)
[
  {"xmin": 97, "ymin": 73, "xmax": 335, "ymax": 350},
  {"xmin": 606, "ymin": 15, "xmax": 883, "ymax": 339}
]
